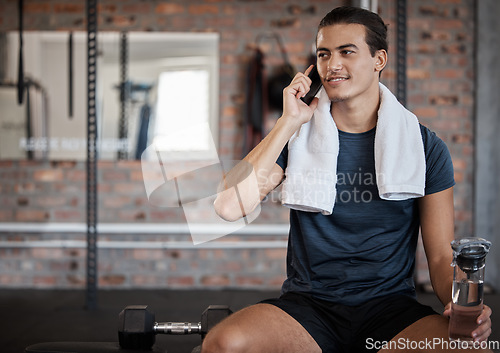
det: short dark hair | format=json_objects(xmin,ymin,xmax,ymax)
[{"xmin": 318, "ymin": 6, "xmax": 388, "ymax": 57}]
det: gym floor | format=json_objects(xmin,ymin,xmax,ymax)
[{"xmin": 1, "ymin": 289, "xmax": 499, "ymax": 353}]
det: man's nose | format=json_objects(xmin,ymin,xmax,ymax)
[{"xmin": 328, "ymin": 56, "xmax": 343, "ymax": 72}]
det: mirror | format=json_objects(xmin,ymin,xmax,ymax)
[{"xmin": 0, "ymin": 31, "xmax": 219, "ymax": 161}]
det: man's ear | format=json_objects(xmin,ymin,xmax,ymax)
[{"xmin": 374, "ymin": 49, "xmax": 388, "ymax": 72}]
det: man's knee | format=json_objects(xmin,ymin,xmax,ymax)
[
  {"xmin": 201, "ymin": 323, "xmax": 247, "ymax": 353},
  {"xmin": 201, "ymin": 303, "xmax": 321, "ymax": 353}
]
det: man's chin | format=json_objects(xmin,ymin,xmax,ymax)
[
  {"xmin": 325, "ymin": 87, "xmax": 349, "ymax": 103},
  {"xmin": 329, "ymin": 95, "xmax": 349, "ymax": 103}
]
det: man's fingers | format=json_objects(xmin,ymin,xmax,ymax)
[
  {"xmin": 477, "ymin": 304, "xmax": 492, "ymax": 324},
  {"xmin": 287, "ymin": 75, "xmax": 311, "ymax": 99},
  {"xmin": 304, "ymin": 64, "xmax": 314, "ymax": 76},
  {"xmin": 473, "ymin": 325, "xmax": 491, "ymax": 343},
  {"xmin": 308, "ymin": 97, "xmax": 319, "ymax": 109},
  {"xmin": 443, "ymin": 302, "xmax": 452, "ymax": 318}
]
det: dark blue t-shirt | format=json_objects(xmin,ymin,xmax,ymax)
[{"xmin": 276, "ymin": 124, "xmax": 455, "ymax": 305}]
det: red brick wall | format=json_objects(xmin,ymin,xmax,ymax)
[
  {"xmin": 0, "ymin": 231, "xmax": 288, "ymax": 289},
  {"xmin": 0, "ymin": 0, "xmax": 475, "ymax": 288},
  {"xmin": 407, "ymin": 0, "xmax": 475, "ymax": 235},
  {"xmin": 0, "ymin": 160, "xmax": 287, "ymax": 223},
  {"xmin": 0, "ymin": 159, "xmax": 288, "ymax": 288}
]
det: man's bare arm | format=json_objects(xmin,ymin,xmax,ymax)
[
  {"xmin": 214, "ymin": 66, "xmax": 320, "ymax": 221},
  {"xmin": 418, "ymin": 187, "xmax": 455, "ymax": 305},
  {"xmin": 419, "ymin": 186, "xmax": 492, "ymax": 342}
]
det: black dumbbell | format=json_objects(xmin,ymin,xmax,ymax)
[{"xmin": 118, "ymin": 304, "xmax": 232, "ymax": 350}]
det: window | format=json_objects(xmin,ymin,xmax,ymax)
[
  {"xmin": 100, "ymin": 32, "xmax": 220, "ymax": 161},
  {"xmin": 0, "ymin": 31, "xmax": 219, "ymax": 161},
  {"xmin": 147, "ymin": 54, "xmax": 219, "ymax": 161}
]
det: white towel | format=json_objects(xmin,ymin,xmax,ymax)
[{"xmin": 281, "ymin": 83, "xmax": 425, "ymax": 215}]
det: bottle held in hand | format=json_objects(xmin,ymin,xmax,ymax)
[{"xmin": 448, "ymin": 237, "xmax": 491, "ymax": 342}]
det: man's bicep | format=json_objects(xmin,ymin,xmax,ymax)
[
  {"xmin": 419, "ymin": 187, "xmax": 455, "ymax": 258},
  {"xmin": 418, "ymin": 186, "xmax": 455, "ymax": 304}
]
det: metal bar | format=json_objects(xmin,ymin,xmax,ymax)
[
  {"xmin": 86, "ymin": 0, "xmax": 98, "ymax": 310},
  {"xmin": 68, "ymin": 31, "xmax": 73, "ymax": 118},
  {"xmin": 0, "ymin": 240, "xmax": 288, "ymax": 250},
  {"xmin": 17, "ymin": 0, "xmax": 24, "ymax": 105},
  {"xmin": 355, "ymin": 0, "xmax": 377, "ymax": 13},
  {"xmin": 396, "ymin": 0, "xmax": 407, "ymax": 106},
  {"xmin": 25, "ymin": 83, "xmax": 32, "ymax": 159},
  {"xmin": 0, "ymin": 222, "xmax": 289, "ymax": 235},
  {"xmin": 117, "ymin": 31, "xmax": 128, "ymax": 160}
]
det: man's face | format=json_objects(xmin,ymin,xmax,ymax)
[{"xmin": 316, "ymin": 23, "xmax": 386, "ymax": 103}]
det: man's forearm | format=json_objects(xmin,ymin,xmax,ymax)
[
  {"xmin": 214, "ymin": 116, "xmax": 298, "ymax": 221},
  {"xmin": 428, "ymin": 257, "xmax": 454, "ymax": 306},
  {"xmin": 243, "ymin": 116, "xmax": 297, "ymax": 186}
]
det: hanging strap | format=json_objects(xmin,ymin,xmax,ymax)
[
  {"xmin": 68, "ymin": 32, "xmax": 74, "ymax": 118},
  {"xmin": 243, "ymin": 48, "xmax": 266, "ymax": 156},
  {"xmin": 255, "ymin": 32, "xmax": 291, "ymax": 67},
  {"xmin": 17, "ymin": 0, "xmax": 24, "ymax": 105}
]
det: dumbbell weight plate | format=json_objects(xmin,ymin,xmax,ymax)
[
  {"xmin": 200, "ymin": 305, "xmax": 232, "ymax": 338},
  {"xmin": 118, "ymin": 305, "xmax": 156, "ymax": 350}
]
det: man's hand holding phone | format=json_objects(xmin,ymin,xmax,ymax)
[
  {"xmin": 300, "ymin": 65, "xmax": 323, "ymax": 104},
  {"xmin": 281, "ymin": 65, "xmax": 321, "ymax": 130}
]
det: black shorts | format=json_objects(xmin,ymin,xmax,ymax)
[{"xmin": 260, "ymin": 292, "xmax": 438, "ymax": 353}]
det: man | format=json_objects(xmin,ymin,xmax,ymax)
[{"xmin": 204, "ymin": 6, "xmax": 492, "ymax": 353}]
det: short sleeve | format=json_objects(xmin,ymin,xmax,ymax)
[
  {"xmin": 276, "ymin": 142, "xmax": 288, "ymax": 171},
  {"xmin": 421, "ymin": 125, "xmax": 456, "ymax": 195}
]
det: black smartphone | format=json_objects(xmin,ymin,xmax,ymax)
[{"xmin": 300, "ymin": 65, "xmax": 322, "ymax": 105}]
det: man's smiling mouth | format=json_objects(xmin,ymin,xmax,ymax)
[{"xmin": 327, "ymin": 76, "xmax": 349, "ymax": 83}]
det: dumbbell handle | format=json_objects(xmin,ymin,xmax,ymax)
[{"xmin": 154, "ymin": 321, "xmax": 202, "ymax": 335}]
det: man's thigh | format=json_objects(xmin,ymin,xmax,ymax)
[
  {"xmin": 201, "ymin": 303, "xmax": 321, "ymax": 353},
  {"xmin": 379, "ymin": 315, "xmax": 493, "ymax": 353}
]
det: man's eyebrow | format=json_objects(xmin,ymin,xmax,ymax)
[
  {"xmin": 316, "ymin": 43, "xmax": 359, "ymax": 53},
  {"xmin": 336, "ymin": 43, "xmax": 359, "ymax": 51}
]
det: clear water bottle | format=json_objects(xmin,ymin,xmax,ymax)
[{"xmin": 448, "ymin": 237, "xmax": 491, "ymax": 341}]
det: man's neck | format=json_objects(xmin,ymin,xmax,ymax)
[{"xmin": 330, "ymin": 86, "xmax": 381, "ymax": 133}]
